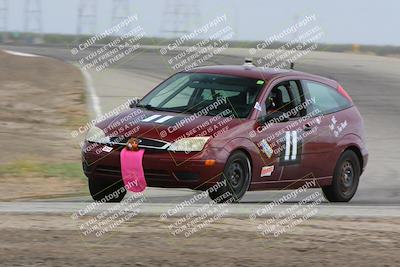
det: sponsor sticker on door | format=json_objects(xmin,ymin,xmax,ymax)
[
  {"xmin": 261, "ymin": 165, "xmax": 274, "ymax": 177},
  {"xmin": 259, "ymin": 139, "xmax": 273, "ymax": 158}
]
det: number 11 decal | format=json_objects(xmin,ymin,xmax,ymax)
[{"xmin": 280, "ymin": 131, "xmax": 302, "ymax": 165}]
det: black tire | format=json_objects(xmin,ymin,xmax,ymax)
[
  {"xmin": 208, "ymin": 151, "xmax": 251, "ymax": 203},
  {"xmin": 322, "ymin": 150, "xmax": 360, "ymax": 202},
  {"xmin": 88, "ymin": 177, "xmax": 126, "ymax": 202}
]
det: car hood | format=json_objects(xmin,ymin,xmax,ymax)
[{"xmin": 96, "ymin": 108, "xmax": 249, "ymax": 143}]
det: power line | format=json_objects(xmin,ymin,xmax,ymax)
[{"xmin": 77, "ymin": 0, "xmax": 97, "ymax": 35}]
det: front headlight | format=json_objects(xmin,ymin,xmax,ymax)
[
  {"xmin": 85, "ymin": 126, "xmax": 110, "ymax": 143},
  {"xmin": 168, "ymin": 137, "xmax": 210, "ymax": 152}
]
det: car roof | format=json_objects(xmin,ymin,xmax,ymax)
[{"xmin": 186, "ymin": 64, "xmax": 337, "ymax": 86}]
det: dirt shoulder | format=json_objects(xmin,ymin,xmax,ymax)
[
  {"xmin": 0, "ymin": 214, "xmax": 399, "ymax": 266},
  {"xmin": 0, "ymin": 50, "xmax": 88, "ymax": 200}
]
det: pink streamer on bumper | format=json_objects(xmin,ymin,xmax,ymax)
[{"xmin": 120, "ymin": 148, "xmax": 147, "ymax": 192}]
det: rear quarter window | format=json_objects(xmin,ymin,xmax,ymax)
[{"xmin": 303, "ymin": 80, "xmax": 352, "ymax": 114}]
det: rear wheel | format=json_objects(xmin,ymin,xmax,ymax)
[
  {"xmin": 208, "ymin": 151, "xmax": 251, "ymax": 203},
  {"xmin": 88, "ymin": 177, "xmax": 126, "ymax": 202},
  {"xmin": 322, "ymin": 150, "xmax": 360, "ymax": 202}
]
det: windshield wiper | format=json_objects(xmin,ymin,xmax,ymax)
[
  {"xmin": 136, "ymin": 104, "xmax": 165, "ymax": 111},
  {"xmin": 136, "ymin": 104, "xmax": 184, "ymax": 113}
]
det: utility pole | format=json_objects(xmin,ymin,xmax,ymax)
[
  {"xmin": 24, "ymin": 0, "xmax": 42, "ymax": 33},
  {"xmin": 0, "ymin": 0, "xmax": 8, "ymax": 42},
  {"xmin": 0, "ymin": 0, "xmax": 7, "ymax": 32},
  {"xmin": 160, "ymin": 0, "xmax": 201, "ymax": 38},
  {"xmin": 77, "ymin": 0, "xmax": 97, "ymax": 35},
  {"xmin": 24, "ymin": 0, "xmax": 42, "ymax": 43},
  {"xmin": 111, "ymin": 0, "xmax": 131, "ymax": 36}
]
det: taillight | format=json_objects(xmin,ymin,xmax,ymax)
[{"xmin": 337, "ymin": 84, "xmax": 352, "ymax": 102}]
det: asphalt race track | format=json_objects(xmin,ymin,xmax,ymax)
[{"xmin": 1, "ymin": 44, "xmax": 400, "ymax": 213}]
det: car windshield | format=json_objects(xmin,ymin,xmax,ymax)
[{"xmin": 137, "ymin": 73, "xmax": 265, "ymax": 118}]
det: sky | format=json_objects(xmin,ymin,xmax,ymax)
[{"xmin": 4, "ymin": 0, "xmax": 400, "ymax": 46}]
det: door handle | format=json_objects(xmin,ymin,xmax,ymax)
[{"xmin": 303, "ymin": 123, "xmax": 312, "ymax": 132}]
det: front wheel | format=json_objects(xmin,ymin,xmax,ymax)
[
  {"xmin": 88, "ymin": 177, "xmax": 126, "ymax": 202},
  {"xmin": 322, "ymin": 150, "xmax": 360, "ymax": 202},
  {"xmin": 208, "ymin": 151, "xmax": 251, "ymax": 203}
]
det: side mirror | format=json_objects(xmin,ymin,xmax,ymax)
[{"xmin": 128, "ymin": 99, "xmax": 137, "ymax": 108}]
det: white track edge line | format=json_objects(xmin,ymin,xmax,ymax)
[{"xmin": 81, "ymin": 68, "xmax": 102, "ymax": 119}]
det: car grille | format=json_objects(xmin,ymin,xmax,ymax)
[{"xmin": 108, "ymin": 137, "xmax": 170, "ymax": 150}]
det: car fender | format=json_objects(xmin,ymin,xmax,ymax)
[
  {"xmin": 335, "ymin": 133, "xmax": 368, "ymax": 171},
  {"xmin": 220, "ymin": 137, "xmax": 262, "ymax": 183}
]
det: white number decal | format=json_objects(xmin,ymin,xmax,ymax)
[{"xmin": 284, "ymin": 131, "xmax": 298, "ymax": 161}]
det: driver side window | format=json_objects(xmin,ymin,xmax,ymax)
[{"xmin": 264, "ymin": 80, "xmax": 305, "ymax": 119}]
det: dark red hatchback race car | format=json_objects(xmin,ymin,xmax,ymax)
[{"xmin": 82, "ymin": 63, "xmax": 368, "ymax": 203}]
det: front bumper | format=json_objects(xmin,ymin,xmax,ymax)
[{"xmin": 82, "ymin": 142, "xmax": 228, "ymax": 190}]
